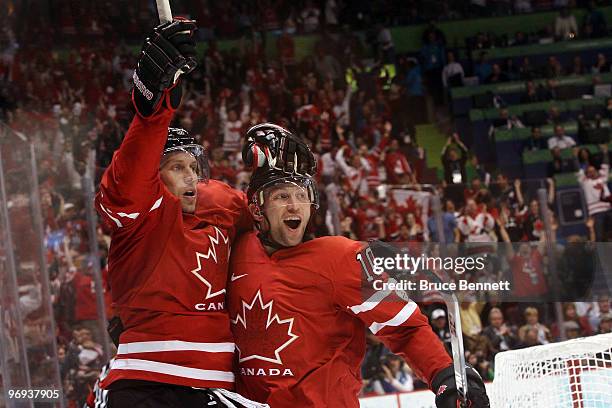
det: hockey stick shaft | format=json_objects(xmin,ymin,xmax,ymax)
[
  {"xmin": 444, "ymin": 293, "xmax": 469, "ymax": 408},
  {"xmin": 156, "ymin": 0, "xmax": 173, "ymax": 24},
  {"xmin": 423, "ymin": 269, "xmax": 469, "ymax": 408}
]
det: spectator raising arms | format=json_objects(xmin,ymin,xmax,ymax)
[
  {"xmin": 457, "ymin": 199, "xmax": 495, "ymax": 243},
  {"xmin": 220, "ymin": 90, "xmax": 250, "ymax": 153},
  {"xmin": 576, "ymin": 144, "xmax": 612, "ymax": 241},
  {"xmin": 385, "ymin": 139, "xmax": 416, "ymax": 185},
  {"xmin": 499, "ymin": 221, "xmax": 549, "ymax": 298},
  {"xmin": 441, "ymin": 133, "xmax": 468, "ymax": 185}
]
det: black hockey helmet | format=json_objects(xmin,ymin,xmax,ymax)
[{"xmin": 161, "ymin": 127, "xmax": 209, "ymax": 182}]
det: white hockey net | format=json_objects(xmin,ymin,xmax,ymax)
[{"xmin": 491, "ymin": 333, "xmax": 612, "ymax": 408}]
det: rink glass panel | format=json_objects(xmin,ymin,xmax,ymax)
[{"xmin": 0, "ymin": 127, "xmax": 63, "ymax": 404}]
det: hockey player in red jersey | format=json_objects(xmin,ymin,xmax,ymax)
[
  {"xmin": 227, "ymin": 124, "xmax": 490, "ymax": 407},
  {"xmin": 95, "ymin": 18, "xmax": 267, "ymax": 408}
]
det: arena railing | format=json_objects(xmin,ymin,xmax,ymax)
[{"xmin": 0, "ymin": 121, "xmax": 65, "ymax": 407}]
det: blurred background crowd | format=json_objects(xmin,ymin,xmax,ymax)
[{"xmin": 1, "ymin": 0, "xmax": 612, "ymax": 406}]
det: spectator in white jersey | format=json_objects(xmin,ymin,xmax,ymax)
[{"xmin": 576, "ymin": 144, "xmax": 611, "ymax": 241}]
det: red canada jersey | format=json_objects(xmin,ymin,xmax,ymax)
[
  {"xmin": 227, "ymin": 232, "xmax": 451, "ymax": 407},
  {"xmin": 95, "ymin": 108, "xmax": 250, "ymax": 390},
  {"xmin": 73, "ymin": 268, "xmax": 111, "ymax": 321},
  {"xmin": 510, "ymin": 250, "xmax": 548, "ymax": 297}
]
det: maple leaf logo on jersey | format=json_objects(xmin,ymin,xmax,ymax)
[
  {"xmin": 191, "ymin": 227, "xmax": 229, "ymax": 300},
  {"xmin": 231, "ymin": 290, "xmax": 298, "ymax": 364}
]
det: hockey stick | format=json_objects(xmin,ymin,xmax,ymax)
[
  {"xmin": 156, "ymin": 0, "xmax": 173, "ymax": 24},
  {"xmin": 423, "ymin": 269, "xmax": 469, "ymax": 408},
  {"xmin": 154, "ymin": 0, "xmax": 196, "ymax": 77}
]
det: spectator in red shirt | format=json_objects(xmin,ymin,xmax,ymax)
[
  {"xmin": 552, "ymin": 303, "xmax": 594, "ymax": 339},
  {"xmin": 346, "ymin": 196, "xmax": 385, "ymax": 240},
  {"xmin": 385, "ymin": 139, "xmax": 415, "ymax": 184},
  {"xmin": 208, "ymin": 147, "xmax": 238, "ymax": 186},
  {"xmin": 63, "ymin": 255, "xmax": 111, "ymax": 344},
  {"xmin": 383, "ymin": 204, "xmax": 404, "ymax": 240},
  {"xmin": 500, "ymin": 223, "xmax": 548, "ymax": 298}
]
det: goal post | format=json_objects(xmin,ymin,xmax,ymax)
[{"xmin": 491, "ymin": 333, "xmax": 612, "ymax": 408}]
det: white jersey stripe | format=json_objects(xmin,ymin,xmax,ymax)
[
  {"xmin": 117, "ymin": 340, "xmax": 235, "ymax": 355},
  {"xmin": 349, "ymin": 288, "xmax": 393, "ymax": 314},
  {"xmin": 117, "ymin": 211, "xmax": 140, "ymax": 220},
  {"xmin": 98, "ymin": 203, "xmax": 123, "ymax": 228},
  {"xmin": 149, "ymin": 196, "xmax": 163, "ymax": 211},
  {"xmin": 110, "ymin": 358, "xmax": 235, "ymax": 383},
  {"xmin": 369, "ymin": 301, "xmax": 418, "ymax": 335}
]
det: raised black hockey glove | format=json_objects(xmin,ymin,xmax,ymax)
[
  {"xmin": 132, "ymin": 18, "xmax": 197, "ymax": 118},
  {"xmin": 432, "ymin": 364, "xmax": 490, "ymax": 408}
]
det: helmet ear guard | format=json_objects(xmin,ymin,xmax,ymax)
[{"xmin": 248, "ymin": 202, "xmax": 264, "ymax": 221}]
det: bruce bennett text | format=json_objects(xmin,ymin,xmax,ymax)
[{"xmin": 372, "ymin": 279, "xmax": 511, "ymax": 292}]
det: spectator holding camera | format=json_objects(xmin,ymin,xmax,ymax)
[{"xmin": 372, "ymin": 354, "xmax": 415, "ymax": 395}]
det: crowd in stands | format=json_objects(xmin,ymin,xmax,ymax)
[
  {"xmin": 1, "ymin": 1, "xmax": 612, "ymax": 405},
  {"xmin": 13, "ymin": 0, "xmax": 611, "ymax": 45}
]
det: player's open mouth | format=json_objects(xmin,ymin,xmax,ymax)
[
  {"xmin": 183, "ymin": 189, "xmax": 196, "ymax": 198},
  {"xmin": 283, "ymin": 217, "xmax": 301, "ymax": 230}
]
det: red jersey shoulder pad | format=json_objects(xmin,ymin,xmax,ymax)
[
  {"xmin": 196, "ymin": 180, "xmax": 244, "ymax": 210},
  {"xmin": 311, "ymin": 235, "xmax": 365, "ymax": 256},
  {"xmin": 195, "ymin": 180, "xmax": 251, "ymax": 232}
]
